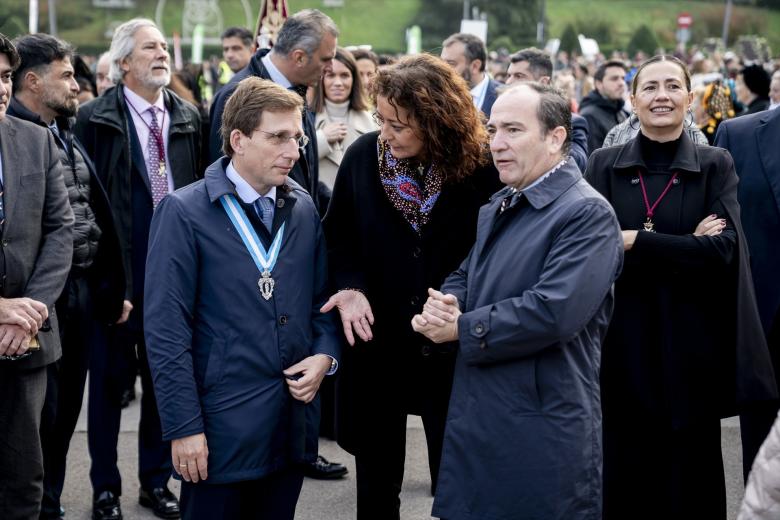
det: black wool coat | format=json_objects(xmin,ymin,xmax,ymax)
[
  {"xmin": 585, "ymin": 132, "xmax": 778, "ymax": 426},
  {"xmin": 323, "ymin": 131, "xmax": 501, "ymax": 454}
]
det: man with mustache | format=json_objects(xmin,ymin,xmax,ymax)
[
  {"xmin": 8, "ymin": 33, "xmax": 125, "ymax": 520},
  {"xmin": 75, "ymin": 18, "xmax": 201, "ymax": 520}
]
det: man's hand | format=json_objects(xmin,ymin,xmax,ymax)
[
  {"xmin": 116, "ymin": 300, "xmax": 133, "ymax": 324},
  {"xmin": 0, "ymin": 297, "xmax": 47, "ymax": 334},
  {"xmin": 172, "ymin": 433, "xmax": 208, "ymax": 483},
  {"xmin": 411, "ymin": 288, "xmax": 460, "ymax": 344},
  {"xmin": 0, "ymin": 324, "xmax": 33, "ymax": 357},
  {"xmin": 283, "ymin": 354, "xmax": 333, "ymax": 403},
  {"xmin": 321, "ymin": 290, "xmax": 374, "ymax": 346}
]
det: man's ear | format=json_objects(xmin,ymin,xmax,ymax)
[
  {"xmin": 290, "ymin": 48, "xmax": 307, "ymax": 66},
  {"xmin": 230, "ymin": 129, "xmax": 246, "ymax": 156},
  {"xmin": 548, "ymin": 126, "xmax": 567, "ymax": 153},
  {"xmin": 22, "ymin": 70, "xmax": 42, "ymax": 93},
  {"xmin": 470, "ymin": 58, "xmax": 483, "ymax": 77}
]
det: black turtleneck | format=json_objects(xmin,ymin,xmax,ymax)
[{"xmin": 639, "ymin": 131, "xmax": 681, "ymax": 172}]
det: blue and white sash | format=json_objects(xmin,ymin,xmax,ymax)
[{"xmin": 219, "ymin": 194, "xmax": 285, "ymax": 300}]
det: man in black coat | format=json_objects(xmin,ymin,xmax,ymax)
[
  {"xmin": 505, "ymin": 47, "xmax": 590, "ymax": 172},
  {"xmin": 9, "ymin": 33, "xmax": 125, "ymax": 520},
  {"xmin": 579, "ymin": 60, "xmax": 629, "ymax": 153},
  {"xmin": 74, "ymin": 18, "xmax": 201, "ymax": 520},
  {"xmin": 716, "ymin": 105, "xmax": 780, "ymax": 480},
  {"xmin": 209, "ymin": 9, "xmax": 337, "ymax": 215},
  {"xmin": 0, "ymin": 34, "xmax": 74, "ymax": 520}
]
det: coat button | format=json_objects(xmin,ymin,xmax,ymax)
[
  {"xmin": 479, "ymin": 340, "xmax": 486, "ymax": 350},
  {"xmin": 672, "ymin": 177, "xmax": 681, "ymax": 185},
  {"xmin": 1, "ymin": 239, "xmax": 8, "ymax": 247},
  {"xmin": 279, "ymin": 315, "xmax": 288, "ymax": 325},
  {"xmin": 410, "ymin": 295, "xmax": 420, "ymax": 306},
  {"xmin": 412, "ymin": 246, "xmax": 422, "ymax": 258},
  {"xmin": 474, "ymin": 323, "xmax": 484, "ymax": 334},
  {"xmin": 630, "ymin": 177, "xmax": 640, "ymax": 185},
  {"xmin": 421, "ymin": 345, "xmax": 431, "ymax": 356}
]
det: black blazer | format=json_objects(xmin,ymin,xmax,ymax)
[
  {"xmin": 323, "ymin": 131, "xmax": 501, "ymax": 452},
  {"xmin": 586, "ymin": 132, "xmax": 777, "ymax": 423}
]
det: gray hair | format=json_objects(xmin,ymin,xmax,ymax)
[
  {"xmin": 272, "ymin": 9, "xmax": 338, "ymax": 58},
  {"xmin": 108, "ymin": 18, "xmax": 160, "ymax": 83}
]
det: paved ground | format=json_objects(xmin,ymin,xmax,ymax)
[{"xmin": 61, "ymin": 382, "xmax": 747, "ymax": 519}]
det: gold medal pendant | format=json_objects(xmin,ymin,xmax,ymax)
[
  {"xmin": 159, "ymin": 162, "xmax": 166, "ymax": 177},
  {"xmin": 643, "ymin": 218, "xmax": 655, "ymax": 232}
]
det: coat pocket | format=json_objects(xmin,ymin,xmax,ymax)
[{"xmin": 202, "ymin": 338, "xmax": 226, "ymax": 391}]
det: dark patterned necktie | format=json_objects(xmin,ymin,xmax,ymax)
[{"xmin": 147, "ymin": 106, "xmax": 168, "ymax": 208}]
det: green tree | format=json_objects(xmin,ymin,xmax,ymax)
[
  {"xmin": 627, "ymin": 24, "xmax": 659, "ymax": 56},
  {"xmin": 559, "ymin": 23, "xmax": 579, "ymax": 54}
]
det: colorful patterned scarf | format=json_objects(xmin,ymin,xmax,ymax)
[{"xmin": 377, "ymin": 137, "xmax": 442, "ymax": 234}]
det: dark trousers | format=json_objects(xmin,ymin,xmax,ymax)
[
  {"xmin": 88, "ymin": 324, "xmax": 171, "ymax": 496},
  {"xmin": 39, "ymin": 276, "xmax": 92, "ymax": 519},
  {"xmin": 0, "ymin": 363, "xmax": 48, "ymax": 520},
  {"xmin": 603, "ymin": 416, "xmax": 726, "ymax": 520},
  {"xmin": 740, "ymin": 311, "xmax": 780, "ymax": 480},
  {"xmin": 354, "ymin": 407, "xmax": 448, "ymax": 520},
  {"xmin": 179, "ymin": 466, "xmax": 304, "ymax": 520}
]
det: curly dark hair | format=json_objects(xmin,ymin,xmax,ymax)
[{"xmin": 372, "ymin": 53, "xmax": 488, "ymax": 183}]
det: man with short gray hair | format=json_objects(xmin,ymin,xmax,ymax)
[
  {"xmin": 75, "ymin": 17, "xmax": 201, "ymax": 520},
  {"xmin": 209, "ymin": 9, "xmax": 337, "ymax": 215}
]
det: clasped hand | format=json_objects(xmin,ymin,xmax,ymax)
[{"xmin": 411, "ymin": 288, "xmax": 460, "ymax": 344}]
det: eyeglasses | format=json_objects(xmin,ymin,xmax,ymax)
[{"xmin": 258, "ymin": 130, "xmax": 310, "ymax": 148}]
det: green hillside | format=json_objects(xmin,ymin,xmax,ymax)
[{"xmin": 0, "ymin": 0, "xmax": 778, "ymax": 55}]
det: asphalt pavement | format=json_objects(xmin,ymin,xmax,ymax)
[{"xmin": 60, "ymin": 381, "xmax": 746, "ymax": 519}]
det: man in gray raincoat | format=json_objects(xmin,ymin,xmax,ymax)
[{"xmin": 413, "ymin": 82, "xmax": 623, "ymax": 520}]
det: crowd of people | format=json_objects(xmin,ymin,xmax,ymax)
[{"xmin": 0, "ymin": 6, "xmax": 779, "ymax": 520}]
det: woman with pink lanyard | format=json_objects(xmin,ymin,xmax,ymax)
[{"xmin": 585, "ymin": 55, "xmax": 776, "ymax": 520}]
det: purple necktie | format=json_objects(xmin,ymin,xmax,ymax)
[{"xmin": 147, "ymin": 106, "xmax": 168, "ymax": 208}]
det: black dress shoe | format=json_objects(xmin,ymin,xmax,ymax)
[
  {"xmin": 303, "ymin": 454, "xmax": 348, "ymax": 480},
  {"xmin": 92, "ymin": 491, "xmax": 122, "ymax": 520},
  {"xmin": 139, "ymin": 486, "xmax": 180, "ymax": 519}
]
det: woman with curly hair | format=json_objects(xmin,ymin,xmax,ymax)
[{"xmin": 321, "ymin": 53, "xmax": 500, "ymax": 519}]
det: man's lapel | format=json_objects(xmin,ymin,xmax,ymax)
[
  {"xmin": 271, "ymin": 184, "xmax": 298, "ymax": 236},
  {"xmin": 755, "ymin": 112, "xmax": 780, "ymax": 216},
  {"xmin": 0, "ymin": 118, "xmax": 20, "ymax": 230}
]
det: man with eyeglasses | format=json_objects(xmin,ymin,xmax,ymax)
[
  {"xmin": 74, "ymin": 17, "xmax": 201, "ymax": 520},
  {"xmin": 145, "ymin": 76, "xmax": 340, "ymax": 520}
]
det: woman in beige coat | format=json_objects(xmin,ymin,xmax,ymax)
[{"xmin": 311, "ymin": 47, "xmax": 377, "ymax": 189}]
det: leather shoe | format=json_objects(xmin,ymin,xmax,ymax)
[
  {"xmin": 303, "ymin": 454, "xmax": 348, "ymax": 480},
  {"xmin": 139, "ymin": 486, "xmax": 180, "ymax": 519},
  {"xmin": 92, "ymin": 490, "xmax": 122, "ymax": 520}
]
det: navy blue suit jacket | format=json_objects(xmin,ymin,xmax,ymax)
[
  {"xmin": 715, "ymin": 109, "xmax": 780, "ymax": 334},
  {"xmin": 144, "ymin": 158, "xmax": 340, "ymax": 483},
  {"xmin": 481, "ymin": 78, "xmax": 503, "ymax": 118}
]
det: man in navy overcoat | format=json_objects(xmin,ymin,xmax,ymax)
[
  {"xmin": 716, "ymin": 106, "xmax": 780, "ymax": 480},
  {"xmin": 144, "ymin": 77, "xmax": 340, "ymax": 519},
  {"xmin": 413, "ymin": 83, "xmax": 623, "ymax": 520}
]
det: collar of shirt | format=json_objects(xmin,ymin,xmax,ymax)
[
  {"xmin": 470, "ymin": 74, "xmax": 490, "ymax": 110},
  {"xmin": 123, "ymin": 85, "xmax": 165, "ymax": 116},
  {"xmin": 226, "ymin": 160, "xmax": 277, "ymax": 205},
  {"xmin": 520, "ymin": 158, "xmax": 568, "ymax": 194},
  {"xmin": 261, "ymin": 54, "xmax": 293, "ymax": 89}
]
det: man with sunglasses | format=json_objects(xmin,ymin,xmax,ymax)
[
  {"xmin": 145, "ymin": 77, "xmax": 340, "ymax": 520},
  {"xmin": 0, "ymin": 33, "xmax": 74, "ymax": 520}
]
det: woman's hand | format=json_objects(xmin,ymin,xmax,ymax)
[
  {"xmin": 321, "ymin": 122, "xmax": 348, "ymax": 145},
  {"xmin": 622, "ymin": 230, "xmax": 638, "ymax": 251},
  {"xmin": 321, "ymin": 290, "xmax": 374, "ymax": 346},
  {"xmin": 694, "ymin": 214, "xmax": 726, "ymax": 236}
]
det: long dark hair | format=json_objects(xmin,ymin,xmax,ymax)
[{"xmin": 311, "ymin": 47, "xmax": 369, "ymax": 113}]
